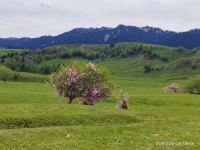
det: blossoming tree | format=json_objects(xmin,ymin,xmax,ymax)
[{"xmin": 50, "ymin": 62, "xmax": 113, "ymax": 105}]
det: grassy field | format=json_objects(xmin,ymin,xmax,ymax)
[
  {"xmin": 0, "ymin": 43, "xmax": 200, "ymax": 149},
  {"xmin": 0, "ymin": 74, "xmax": 200, "ymax": 149}
]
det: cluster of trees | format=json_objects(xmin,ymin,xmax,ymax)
[
  {"xmin": 0, "ymin": 52, "xmax": 19, "ymax": 63},
  {"xmin": 0, "ymin": 44, "xmax": 169, "ymax": 74},
  {"xmin": 100, "ymin": 44, "xmax": 169, "ymax": 61},
  {"xmin": 144, "ymin": 65, "xmax": 164, "ymax": 73},
  {"xmin": 0, "ymin": 51, "xmax": 61, "ymax": 74}
]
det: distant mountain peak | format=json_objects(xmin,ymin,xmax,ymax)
[{"xmin": 0, "ymin": 25, "xmax": 200, "ymax": 49}]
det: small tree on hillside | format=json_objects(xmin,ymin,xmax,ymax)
[
  {"xmin": 0, "ymin": 66, "xmax": 14, "ymax": 82},
  {"xmin": 144, "ymin": 65, "xmax": 152, "ymax": 73},
  {"xmin": 185, "ymin": 75, "xmax": 200, "ymax": 95},
  {"xmin": 50, "ymin": 62, "xmax": 113, "ymax": 104}
]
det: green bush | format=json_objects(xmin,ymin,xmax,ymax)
[
  {"xmin": 0, "ymin": 66, "xmax": 15, "ymax": 81},
  {"xmin": 0, "ymin": 65, "xmax": 47, "ymax": 82},
  {"xmin": 144, "ymin": 65, "xmax": 153, "ymax": 73},
  {"xmin": 185, "ymin": 75, "xmax": 200, "ymax": 95}
]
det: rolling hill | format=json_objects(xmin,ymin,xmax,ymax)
[
  {"xmin": 1, "ymin": 43, "xmax": 200, "ymax": 149},
  {"xmin": 1, "ymin": 43, "xmax": 200, "ymax": 77}
]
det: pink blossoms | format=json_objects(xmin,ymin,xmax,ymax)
[{"xmin": 50, "ymin": 62, "xmax": 113, "ymax": 105}]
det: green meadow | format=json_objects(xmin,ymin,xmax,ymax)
[
  {"xmin": 0, "ymin": 76, "xmax": 200, "ymax": 149},
  {"xmin": 0, "ymin": 44, "xmax": 200, "ymax": 149}
]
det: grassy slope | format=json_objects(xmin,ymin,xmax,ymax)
[
  {"xmin": 1, "ymin": 43, "xmax": 200, "ymax": 77},
  {"xmin": 16, "ymin": 72, "xmax": 48, "ymax": 82},
  {"xmin": 0, "ymin": 43, "xmax": 200, "ymax": 149},
  {"xmin": 40, "ymin": 56, "xmax": 200, "ymax": 78},
  {"xmin": 39, "ymin": 43, "xmax": 200, "ymax": 76},
  {"xmin": 0, "ymin": 75, "xmax": 200, "ymax": 149}
]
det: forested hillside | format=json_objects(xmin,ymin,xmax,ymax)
[{"xmin": 1, "ymin": 43, "xmax": 200, "ymax": 76}]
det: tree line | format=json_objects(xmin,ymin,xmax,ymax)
[{"xmin": 0, "ymin": 44, "xmax": 169, "ymax": 74}]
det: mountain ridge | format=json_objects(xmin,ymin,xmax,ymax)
[{"xmin": 0, "ymin": 25, "xmax": 200, "ymax": 49}]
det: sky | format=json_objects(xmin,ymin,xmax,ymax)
[{"xmin": 0, "ymin": 0, "xmax": 199, "ymax": 38}]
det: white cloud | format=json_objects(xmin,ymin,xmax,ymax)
[{"xmin": 0, "ymin": 0, "xmax": 199, "ymax": 37}]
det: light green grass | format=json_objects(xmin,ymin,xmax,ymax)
[
  {"xmin": 0, "ymin": 43, "xmax": 200, "ymax": 149},
  {"xmin": 16, "ymin": 72, "xmax": 48, "ymax": 82},
  {"xmin": 0, "ymin": 75, "xmax": 200, "ymax": 149}
]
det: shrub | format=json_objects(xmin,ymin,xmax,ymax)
[
  {"xmin": 50, "ymin": 62, "xmax": 113, "ymax": 104},
  {"xmin": 185, "ymin": 76, "xmax": 200, "ymax": 95},
  {"xmin": 162, "ymin": 83, "xmax": 181, "ymax": 94},
  {"xmin": 161, "ymin": 56, "xmax": 169, "ymax": 62},
  {"xmin": 192, "ymin": 65, "xmax": 197, "ymax": 70},
  {"xmin": 144, "ymin": 65, "xmax": 153, "ymax": 73},
  {"xmin": 0, "ymin": 66, "xmax": 14, "ymax": 81},
  {"xmin": 176, "ymin": 47, "xmax": 185, "ymax": 53}
]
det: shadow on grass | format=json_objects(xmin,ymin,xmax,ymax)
[
  {"xmin": 132, "ymin": 98, "xmax": 166, "ymax": 106},
  {"xmin": 0, "ymin": 114, "xmax": 141, "ymax": 129}
]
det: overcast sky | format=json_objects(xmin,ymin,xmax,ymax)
[{"xmin": 0, "ymin": 0, "xmax": 199, "ymax": 38}]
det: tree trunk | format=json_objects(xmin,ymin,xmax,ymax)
[{"xmin": 68, "ymin": 98, "xmax": 73, "ymax": 104}]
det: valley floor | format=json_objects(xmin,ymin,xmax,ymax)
[{"xmin": 0, "ymin": 76, "xmax": 200, "ymax": 150}]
